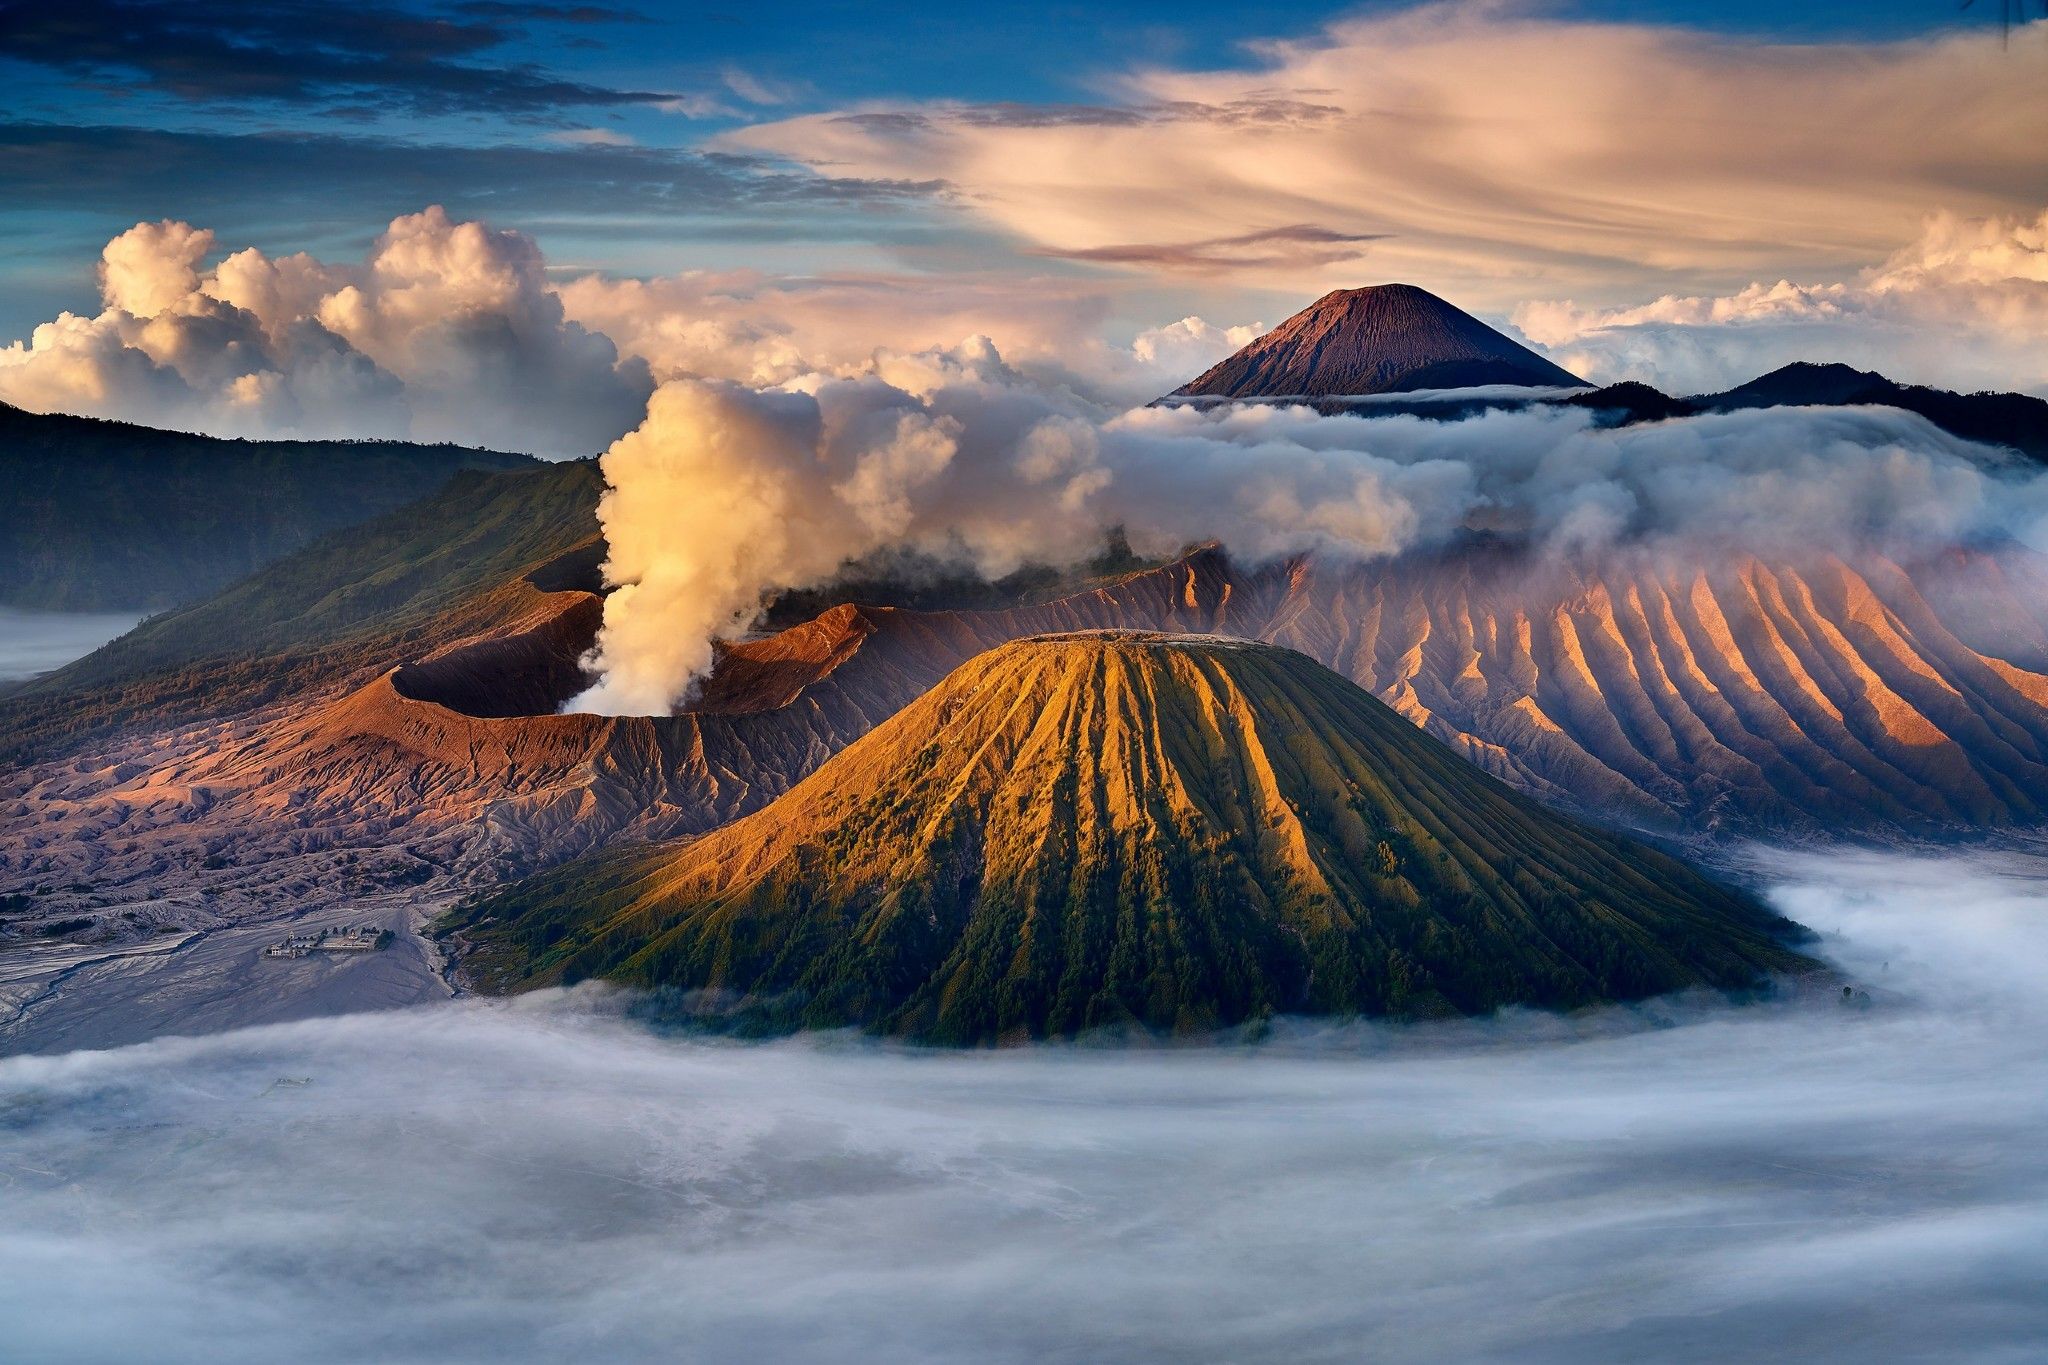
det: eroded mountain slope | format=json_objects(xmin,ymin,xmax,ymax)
[{"xmin": 7, "ymin": 538, "xmax": 2048, "ymax": 957}]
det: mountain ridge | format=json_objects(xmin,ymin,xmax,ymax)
[
  {"xmin": 0, "ymin": 459, "xmax": 603, "ymax": 759},
  {"xmin": 1561, "ymin": 364, "xmax": 2048, "ymax": 464},
  {"xmin": 0, "ymin": 399, "xmax": 537, "ymax": 610}
]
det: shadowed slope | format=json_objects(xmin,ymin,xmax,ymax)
[
  {"xmin": 0, "ymin": 400, "xmax": 535, "ymax": 611},
  {"xmin": 1698, "ymin": 363, "xmax": 2048, "ymax": 464},
  {"xmin": 1171, "ymin": 285, "xmax": 1583, "ymax": 400},
  {"xmin": 452, "ymin": 633, "xmax": 1814, "ymax": 1042}
]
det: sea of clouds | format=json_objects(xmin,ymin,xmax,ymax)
[
  {"xmin": 0, "ymin": 608, "xmax": 146, "ymax": 682},
  {"xmin": 5, "ymin": 849, "xmax": 2048, "ymax": 1363}
]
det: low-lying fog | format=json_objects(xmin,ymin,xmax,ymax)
[
  {"xmin": 0, "ymin": 608, "xmax": 143, "ymax": 682},
  {"xmin": 5, "ymin": 850, "xmax": 2047, "ymax": 1363}
]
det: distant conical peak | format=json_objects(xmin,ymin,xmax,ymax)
[{"xmin": 1168, "ymin": 283, "xmax": 1584, "ymax": 402}]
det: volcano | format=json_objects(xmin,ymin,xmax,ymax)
[
  {"xmin": 1167, "ymin": 283, "xmax": 1584, "ymax": 402},
  {"xmin": 448, "ymin": 631, "xmax": 1813, "ymax": 1042}
]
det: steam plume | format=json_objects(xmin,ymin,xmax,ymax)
[{"xmin": 571, "ymin": 339, "xmax": 2048, "ymax": 715}]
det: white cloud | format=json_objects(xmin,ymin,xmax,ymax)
[
  {"xmin": 555, "ymin": 267, "xmax": 1261, "ymax": 406},
  {"xmin": 657, "ymin": 92, "xmax": 740, "ymax": 119},
  {"xmin": 722, "ymin": 65, "xmax": 800, "ymax": 107},
  {"xmin": 0, "ymin": 207, "xmax": 652, "ymax": 456},
  {"xmin": 98, "ymin": 219, "xmax": 215, "ymax": 317},
  {"xmin": 0, "ymin": 208, "xmax": 1266, "ymax": 451},
  {"xmin": 1517, "ymin": 208, "xmax": 2048, "ymax": 394},
  {"xmin": 1128, "ymin": 314, "xmax": 1264, "ymax": 376}
]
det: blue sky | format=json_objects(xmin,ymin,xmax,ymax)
[{"xmin": 0, "ymin": 0, "xmax": 2033, "ymax": 343}]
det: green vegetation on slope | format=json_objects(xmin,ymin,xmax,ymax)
[
  {"xmin": 0, "ymin": 460, "xmax": 604, "ymax": 761},
  {"xmin": 449, "ymin": 632, "xmax": 1816, "ymax": 1042},
  {"xmin": 0, "ymin": 400, "xmax": 536, "ymax": 610}
]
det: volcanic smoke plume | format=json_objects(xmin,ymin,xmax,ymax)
[{"xmin": 569, "ymin": 341, "xmax": 2048, "ymax": 715}]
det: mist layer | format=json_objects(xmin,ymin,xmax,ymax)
[{"xmin": 4, "ymin": 851, "xmax": 2048, "ymax": 1362}]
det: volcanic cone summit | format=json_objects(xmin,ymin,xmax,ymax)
[{"xmin": 1169, "ymin": 283, "xmax": 1584, "ymax": 401}]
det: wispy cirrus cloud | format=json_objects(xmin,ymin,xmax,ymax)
[
  {"xmin": 1030, "ymin": 223, "xmax": 1385, "ymax": 273},
  {"xmin": 725, "ymin": 6, "xmax": 2048, "ymax": 309},
  {"xmin": 829, "ymin": 95, "xmax": 1346, "ymax": 134},
  {"xmin": 543, "ymin": 127, "xmax": 637, "ymax": 146}
]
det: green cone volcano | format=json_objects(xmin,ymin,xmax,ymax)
[{"xmin": 448, "ymin": 631, "xmax": 1815, "ymax": 1041}]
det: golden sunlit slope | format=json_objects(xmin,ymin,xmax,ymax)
[{"xmin": 450, "ymin": 632, "xmax": 1814, "ymax": 1042}]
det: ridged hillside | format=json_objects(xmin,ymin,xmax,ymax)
[
  {"xmin": 449, "ymin": 632, "xmax": 1814, "ymax": 1042},
  {"xmin": 1170, "ymin": 284, "xmax": 1583, "ymax": 400},
  {"xmin": 0, "ymin": 400, "xmax": 534, "ymax": 610},
  {"xmin": 307, "ymin": 540, "xmax": 2048, "ymax": 856}
]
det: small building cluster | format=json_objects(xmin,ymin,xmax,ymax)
[{"xmin": 263, "ymin": 922, "xmax": 386, "ymax": 959}]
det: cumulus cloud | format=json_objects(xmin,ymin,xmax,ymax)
[
  {"xmin": 0, "ymin": 207, "xmax": 652, "ymax": 456},
  {"xmin": 3, "ymin": 851, "xmax": 2048, "ymax": 1362},
  {"xmin": 724, "ymin": 8, "xmax": 2048, "ymax": 311},
  {"xmin": 572, "ymin": 330, "xmax": 2048, "ymax": 713},
  {"xmin": 98, "ymin": 218, "xmax": 216, "ymax": 317},
  {"xmin": 1125, "ymin": 314, "xmax": 1265, "ymax": 381},
  {"xmin": 1517, "ymin": 208, "xmax": 2048, "ymax": 395},
  {"xmin": 0, "ymin": 207, "xmax": 1266, "ymax": 448}
]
